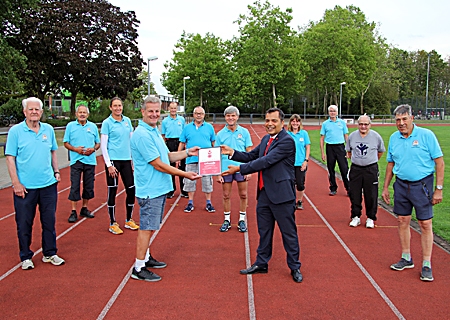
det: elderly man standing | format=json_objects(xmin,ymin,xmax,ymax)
[
  {"xmin": 382, "ymin": 104, "xmax": 444, "ymax": 282},
  {"xmin": 320, "ymin": 105, "xmax": 350, "ymax": 196},
  {"xmin": 178, "ymin": 106, "xmax": 216, "ymax": 213},
  {"xmin": 161, "ymin": 101, "xmax": 188, "ymax": 199},
  {"xmin": 64, "ymin": 105, "xmax": 100, "ymax": 223},
  {"xmin": 346, "ymin": 114, "xmax": 385, "ymax": 228},
  {"xmin": 6, "ymin": 97, "xmax": 65, "ymax": 270}
]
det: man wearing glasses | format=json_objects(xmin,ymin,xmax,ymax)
[
  {"xmin": 346, "ymin": 115, "xmax": 385, "ymax": 228},
  {"xmin": 382, "ymin": 104, "xmax": 444, "ymax": 282},
  {"xmin": 320, "ymin": 105, "xmax": 350, "ymax": 196},
  {"xmin": 178, "ymin": 106, "xmax": 216, "ymax": 213}
]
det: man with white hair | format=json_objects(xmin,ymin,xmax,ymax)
[
  {"xmin": 346, "ymin": 114, "xmax": 385, "ymax": 228},
  {"xmin": 320, "ymin": 105, "xmax": 350, "ymax": 196},
  {"xmin": 6, "ymin": 97, "xmax": 65, "ymax": 270},
  {"xmin": 64, "ymin": 104, "xmax": 100, "ymax": 223}
]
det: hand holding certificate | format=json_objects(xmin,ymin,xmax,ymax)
[{"xmin": 198, "ymin": 147, "xmax": 222, "ymax": 176}]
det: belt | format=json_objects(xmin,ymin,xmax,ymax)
[
  {"xmin": 396, "ymin": 174, "xmax": 433, "ymax": 185},
  {"xmin": 166, "ymin": 138, "xmax": 180, "ymax": 141}
]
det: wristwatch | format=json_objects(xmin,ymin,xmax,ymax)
[{"xmin": 436, "ymin": 185, "xmax": 443, "ymax": 190}]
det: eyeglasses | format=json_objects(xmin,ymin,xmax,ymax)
[
  {"xmin": 194, "ymin": 112, "xmax": 204, "ymax": 115},
  {"xmin": 358, "ymin": 123, "xmax": 370, "ymax": 126}
]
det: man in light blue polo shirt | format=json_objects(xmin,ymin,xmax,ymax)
[
  {"xmin": 130, "ymin": 96, "xmax": 200, "ymax": 282},
  {"xmin": 216, "ymin": 106, "xmax": 253, "ymax": 232},
  {"xmin": 320, "ymin": 105, "xmax": 350, "ymax": 196},
  {"xmin": 178, "ymin": 106, "xmax": 216, "ymax": 213},
  {"xmin": 6, "ymin": 97, "xmax": 65, "ymax": 270},
  {"xmin": 382, "ymin": 104, "xmax": 444, "ymax": 282},
  {"xmin": 161, "ymin": 101, "xmax": 188, "ymax": 198},
  {"xmin": 64, "ymin": 105, "xmax": 100, "ymax": 223}
]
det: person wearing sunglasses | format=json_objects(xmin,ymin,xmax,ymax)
[{"xmin": 346, "ymin": 114, "xmax": 385, "ymax": 229}]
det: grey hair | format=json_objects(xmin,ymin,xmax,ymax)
[
  {"xmin": 357, "ymin": 113, "xmax": 371, "ymax": 124},
  {"xmin": 142, "ymin": 96, "xmax": 161, "ymax": 110},
  {"xmin": 328, "ymin": 105, "xmax": 338, "ymax": 112},
  {"xmin": 76, "ymin": 105, "xmax": 90, "ymax": 114},
  {"xmin": 224, "ymin": 105, "xmax": 240, "ymax": 116},
  {"xmin": 393, "ymin": 104, "xmax": 412, "ymax": 116},
  {"xmin": 22, "ymin": 97, "xmax": 43, "ymax": 110}
]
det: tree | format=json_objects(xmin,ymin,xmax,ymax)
[
  {"xmin": 162, "ymin": 31, "xmax": 231, "ymax": 113},
  {"xmin": 231, "ymin": 0, "xmax": 306, "ymax": 111},
  {"xmin": 301, "ymin": 5, "xmax": 384, "ymax": 114},
  {"xmin": 4, "ymin": 0, "xmax": 143, "ymax": 116}
]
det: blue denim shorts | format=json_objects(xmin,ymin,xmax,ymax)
[
  {"xmin": 137, "ymin": 195, "xmax": 166, "ymax": 230},
  {"xmin": 393, "ymin": 174, "xmax": 434, "ymax": 221}
]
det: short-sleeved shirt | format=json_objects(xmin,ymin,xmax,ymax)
[
  {"xmin": 287, "ymin": 130, "xmax": 311, "ymax": 166},
  {"xmin": 63, "ymin": 120, "xmax": 100, "ymax": 166},
  {"xmin": 386, "ymin": 125, "xmax": 443, "ymax": 181},
  {"xmin": 161, "ymin": 115, "xmax": 185, "ymax": 138},
  {"xmin": 320, "ymin": 118, "xmax": 348, "ymax": 144},
  {"xmin": 346, "ymin": 130, "xmax": 385, "ymax": 166},
  {"xmin": 100, "ymin": 114, "xmax": 133, "ymax": 160},
  {"xmin": 216, "ymin": 125, "xmax": 253, "ymax": 172},
  {"xmin": 130, "ymin": 120, "xmax": 172, "ymax": 199},
  {"xmin": 179, "ymin": 121, "xmax": 216, "ymax": 164},
  {"xmin": 5, "ymin": 121, "xmax": 58, "ymax": 189}
]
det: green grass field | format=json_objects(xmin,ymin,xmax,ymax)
[{"xmin": 307, "ymin": 124, "xmax": 450, "ymax": 242}]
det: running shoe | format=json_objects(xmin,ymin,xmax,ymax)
[
  {"xmin": 238, "ymin": 220, "xmax": 248, "ymax": 232},
  {"xmin": 349, "ymin": 217, "xmax": 361, "ymax": 227},
  {"xmin": 184, "ymin": 203, "xmax": 194, "ymax": 212},
  {"xmin": 22, "ymin": 259, "xmax": 34, "ymax": 270},
  {"xmin": 206, "ymin": 203, "xmax": 216, "ymax": 213},
  {"xmin": 145, "ymin": 255, "xmax": 167, "ymax": 269},
  {"xmin": 68, "ymin": 210, "xmax": 77, "ymax": 223},
  {"xmin": 390, "ymin": 258, "xmax": 414, "ymax": 271},
  {"xmin": 42, "ymin": 255, "xmax": 65, "ymax": 266},
  {"xmin": 420, "ymin": 266, "xmax": 434, "ymax": 281},
  {"xmin": 131, "ymin": 267, "xmax": 161, "ymax": 282},
  {"xmin": 80, "ymin": 207, "xmax": 94, "ymax": 218},
  {"xmin": 220, "ymin": 220, "xmax": 231, "ymax": 232},
  {"xmin": 296, "ymin": 200, "xmax": 304, "ymax": 210},
  {"xmin": 109, "ymin": 222, "xmax": 124, "ymax": 235},
  {"xmin": 365, "ymin": 218, "xmax": 375, "ymax": 229},
  {"xmin": 125, "ymin": 219, "xmax": 139, "ymax": 230}
]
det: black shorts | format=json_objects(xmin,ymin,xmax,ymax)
[
  {"xmin": 69, "ymin": 161, "xmax": 95, "ymax": 201},
  {"xmin": 294, "ymin": 166, "xmax": 307, "ymax": 191}
]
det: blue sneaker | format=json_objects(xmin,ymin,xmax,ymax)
[
  {"xmin": 390, "ymin": 258, "xmax": 414, "ymax": 271},
  {"xmin": 205, "ymin": 203, "xmax": 215, "ymax": 212},
  {"xmin": 220, "ymin": 220, "xmax": 231, "ymax": 232},
  {"xmin": 237, "ymin": 220, "xmax": 247, "ymax": 232},
  {"xmin": 184, "ymin": 203, "xmax": 194, "ymax": 213},
  {"xmin": 420, "ymin": 266, "xmax": 434, "ymax": 281}
]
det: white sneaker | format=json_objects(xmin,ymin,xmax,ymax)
[
  {"xmin": 42, "ymin": 254, "xmax": 65, "ymax": 266},
  {"xmin": 22, "ymin": 259, "xmax": 34, "ymax": 270},
  {"xmin": 366, "ymin": 218, "xmax": 375, "ymax": 229},
  {"xmin": 349, "ymin": 217, "xmax": 361, "ymax": 227}
]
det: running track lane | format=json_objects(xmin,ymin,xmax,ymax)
[{"xmin": 0, "ymin": 124, "xmax": 449, "ymax": 319}]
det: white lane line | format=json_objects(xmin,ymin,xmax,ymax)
[
  {"xmin": 0, "ymin": 171, "xmax": 105, "ymax": 222},
  {"xmin": 96, "ymin": 195, "xmax": 181, "ymax": 320},
  {"xmin": 304, "ymin": 194, "xmax": 406, "ymax": 320},
  {"xmin": 0, "ymin": 188, "xmax": 119, "ymax": 282}
]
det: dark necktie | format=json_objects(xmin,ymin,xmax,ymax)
[{"xmin": 259, "ymin": 137, "xmax": 274, "ymax": 190}]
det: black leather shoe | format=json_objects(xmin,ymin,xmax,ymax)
[
  {"xmin": 291, "ymin": 269, "xmax": 303, "ymax": 283},
  {"xmin": 80, "ymin": 207, "xmax": 94, "ymax": 218},
  {"xmin": 68, "ymin": 210, "xmax": 77, "ymax": 223},
  {"xmin": 240, "ymin": 264, "xmax": 268, "ymax": 274}
]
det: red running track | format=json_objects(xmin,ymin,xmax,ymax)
[{"xmin": 0, "ymin": 124, "xmax": 449, "ymax": 319}]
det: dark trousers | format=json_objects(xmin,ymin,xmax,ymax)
[
  {"xmin": 14, "ymin": 182, "xmax": 58, "ymax": 261},
  {"xmin": 348, "ymin": 163, "xmax": 379, "ymax": 220},
  {"xmin": 326, "ymin": 143, "xmax": 349, "ymax": 192},
  {"xmin": 255, "ymin": 189, "xmax": 301, "ymax": 270},
  {"xmin": 69, "ymin": 161, "xmax": 95, "ymax": 201},
  {"xmin": 166, "ymin": 138, "xmax": 186, "ymax": 193}
]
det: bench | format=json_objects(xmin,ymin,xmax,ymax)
[{"xmin": 343, "ymin": 118, "xmax": 354, "ymax": 124}]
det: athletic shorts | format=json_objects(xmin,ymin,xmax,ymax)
[
  {"xmin": 393, "ymin": 174, "xmax": 434, "ymax": 221},
  {"xmin": 183, "ymin": 163, "xmax": 213, "ymax": 193},
  {"xmin": 137, "ymin": 195, "xmax": 166, "ymax": 231},
  {"xmin": 294, "ymin": 166, "xmax": 307, "ymax": 191},
  {"xmin": 223, "ymin": 172, "xmax": 246, "ymax": 183}
]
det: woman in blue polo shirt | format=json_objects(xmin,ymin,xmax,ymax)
[
  {"xmin": 101, "ymin": 97, "xmax": 138, "ymax": 235},
  {"xmin": 287, "ymin": 114, "xmax": 311, "ymax": 210}
]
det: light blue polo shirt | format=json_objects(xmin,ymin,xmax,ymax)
[
  {"xmin": 216, "ymin": 125, "xmax": 253, "ymax": 171},
  {"xmin": 179, "ymin": 121, "xmax": 216, "ymax": 164},
  {"xmin": 100, "ymin": 114, "xmax": 133, "ymax": 160},
  {"xmin": 63, "ymin": 120, "xmax": 100, "ymax": 166},
  {"xmin": 288, "ymin": 130, "xmax": 311, "ymax": 166},
  {"xmin": 387, "ymin": 125, "xmax": 443, "ymax": 181},
  {"xmin": 5, "ymin": 121, "xmax": 58, "ymax": 189},
  {"xmin": 161, "ymin": 115, "xmax": 185, "ymax": 138},
  {"xmin": 130, "ymin": 120, "xmax": 172, "ymax": 199},
  {"xmin": 320, "ymin": 118, "xmax": 348, "ymax": 144}
]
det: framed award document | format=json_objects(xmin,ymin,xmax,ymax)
[{"xmin": 198, "ymin": 147, "xmax": 222, "ymax": 176}]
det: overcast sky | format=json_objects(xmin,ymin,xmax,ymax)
[{"xmin": 109, "ymin": 0, "xmax": 450, "ymax": 96}]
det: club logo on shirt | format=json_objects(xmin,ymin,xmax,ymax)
[
  {"xmin": 87, "ymin": 128, "xmax": 91, "ymax": 132},
  {"xmin": 413, "ymin": 140, "xmax": 419, "ymax": 146},
  {"xmin": 42, "ymin": 134, "xmax": 48, "ymax": 141},
  {"xmin": 177, "ymin": 121, "xmax": 182, "ymax": 125},
  {"xmin": 237, "ymin": 134, "xmax": 243, "ymax": 139},
  {"xmin": 299, "ymin": 138, "xmax": 304, "ymax": 142},
  {"xmin": 357, "ymin": 143, "xmax": 369, "ymax": 156}
]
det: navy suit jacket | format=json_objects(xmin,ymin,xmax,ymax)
[{"xmin": 231, "ymin": 128, "xmax": 296, "ymax": 204}]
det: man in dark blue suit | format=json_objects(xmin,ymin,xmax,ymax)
[{"xmin": 221, "ymin": 108, "xmax": 302, "ymax": 283}]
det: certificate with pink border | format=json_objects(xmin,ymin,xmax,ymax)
[{"xmin": 198, "ymin": 147, "xmax": 222, "ymax": 176}]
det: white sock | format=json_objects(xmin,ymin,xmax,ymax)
[
  {"xmin": 239, "ymin": 212, "xmax": 246, "ymax": 221},
  {"xmin": 144, "ymin": 249, "xmax": 150, "ymax": 262},
  {"xmin": 224, "ymin": 212, "xmax": 230, "ymax": 222},
  {"xmin": 134, "ymin": 258, "xmax": 146, "ymax": 272}
]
